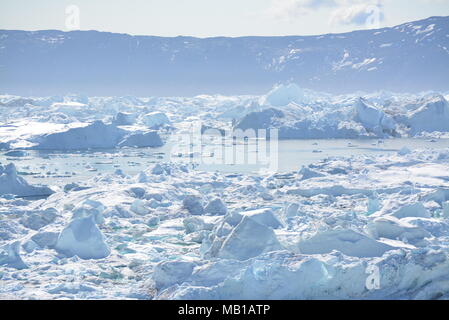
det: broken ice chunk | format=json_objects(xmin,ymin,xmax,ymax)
[
  {"xmin": 55, "ymin": 215, "xmax": 110, "ymax": 260},
  {"xmin": 217, "ymin": 216, "xmax": 283, "ymax": 261},
  {"xmin": 204, "ymin": 198, "xmax": 227, "ymax": 216},
  {"xmin": 368, "ymin": 216, "xmax": 430, "ymax": 244},
  {"xmin": 298, "ymin": 166, "xmax": 325, "ymax": 180},
  {"xmin": 130, "ymin": 199, "xmax": 151, "ymax": 215},
  {"xmin": 240, "ymin": 208, "xmax": 282, "ymax": 229},
  {"xmin": 0, "ymin": 241, "xmax": 28, "ymax": 269},
  {"xmin": 298, "ymin": 229, "xmax": 396, "ymax": 258},
  {"xmin": 20, "ymin": 208, "xmax": 58, "ymax": 230},
  {"xmin": 183, "ymin": 217, "xmax": 214, "ymax": 234},
  {"xmin": 152, "ymin": 260, "xmax": 196, "ymax": 291},
  {"xmin": 183, "ymin": 195, "xmax": 204, "ymax": 215},
  {"xmin": 390, "ymin": 203, "xmax": 430, "ymax": 219},
  {"xmin": 151, "ymin": 164, "xmax": 165, "ymax": 175},
  {"xmin": 31, "ymin": 231, "xmax": 59, "ymax": 249},
  {"xmin": 285, "ymin": 203, "xmax": 300, "ymax": 218},
  {"xmin": 72, "ymin": 199, "xmax": 105, "ymax": 225}
]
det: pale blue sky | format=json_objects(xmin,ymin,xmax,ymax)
[{"xmin": 0, "ymin": 0, "xmax": 448, "ymax": 37}]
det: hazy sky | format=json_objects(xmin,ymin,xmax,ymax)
[{"xmin": 1, "ymin": 0, "xmax": 448, "ymax": 37}]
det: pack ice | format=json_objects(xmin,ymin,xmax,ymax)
[{"xmin": 1, "ymin": 87, "xmax": 449, "ymax": 300}]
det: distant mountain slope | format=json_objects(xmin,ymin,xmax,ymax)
[{"xmin": 0, "ymin": 16, "xmax": 448, "ymax": 96}]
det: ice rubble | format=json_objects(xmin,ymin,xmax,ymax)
[
  {"xmin": 233, "ymin": 86, "xmax": 449, "ymax": 139},
  {"xmin": 1, "ymin": 87, "xmax": 449, "ymax": 149},
  {"xmin": 157, "ymin": 249, "xmax": 449, "ymax": 300},
  {"xmin": 20, "ymin": 208, "xmax": 58, "ymax": 230},
  {"xmin": 0, "ymin": 88, "xmax": 449, "ymax": 300},
  {"xmin": 0, "ymin": 148, "xmax": 449, "ymax": 299}
]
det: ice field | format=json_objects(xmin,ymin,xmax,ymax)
[{"xmin": 1, "ymin": 85, "xmax": 449, "ymax": 299}]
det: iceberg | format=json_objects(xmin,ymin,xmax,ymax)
[
  {"xmin": 403, "ymin": 95, "xmax": 449, "ymax": 135},
  {"xmin": 354, "ymin": 98, "xmax": 397, "ymax": 136},
  {"xmin": 0, "ymin": 163, "xmax": 54, "ymax": 197},
  {"xmin": 35, "ymin": 120, "xmax": 126, "ymax": 150}
]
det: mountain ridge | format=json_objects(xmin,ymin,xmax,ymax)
[
  {"xmin": 1, "ymin": 15, "xmax": 446, "ymax": 39},
  {"xmin": 1, "ymin": 16, "xmax": 448, "ymax": 96}
]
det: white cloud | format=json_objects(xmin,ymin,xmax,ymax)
[
  {"xmin": 330, "ymin": 1, "xmax": 385, "ymax": 27},
  {"xmin": 266, "ymin": 0, "xmax": 338, "ymax": 21}
]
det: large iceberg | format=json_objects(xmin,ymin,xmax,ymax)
[
  {"xmin": 354, "ymin": 98, "xmax": 397, "ymax": 136},
  {"xmin": 402, "ymin": 95, "xmax": 449, "ymax": 135},
  {"xmin": 35, "ymin": 120, "xmax": 127, "ymax": 150},
  {"xmin": 33, "ymin": 120, "xmax": 164, "ymax": 150}
]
